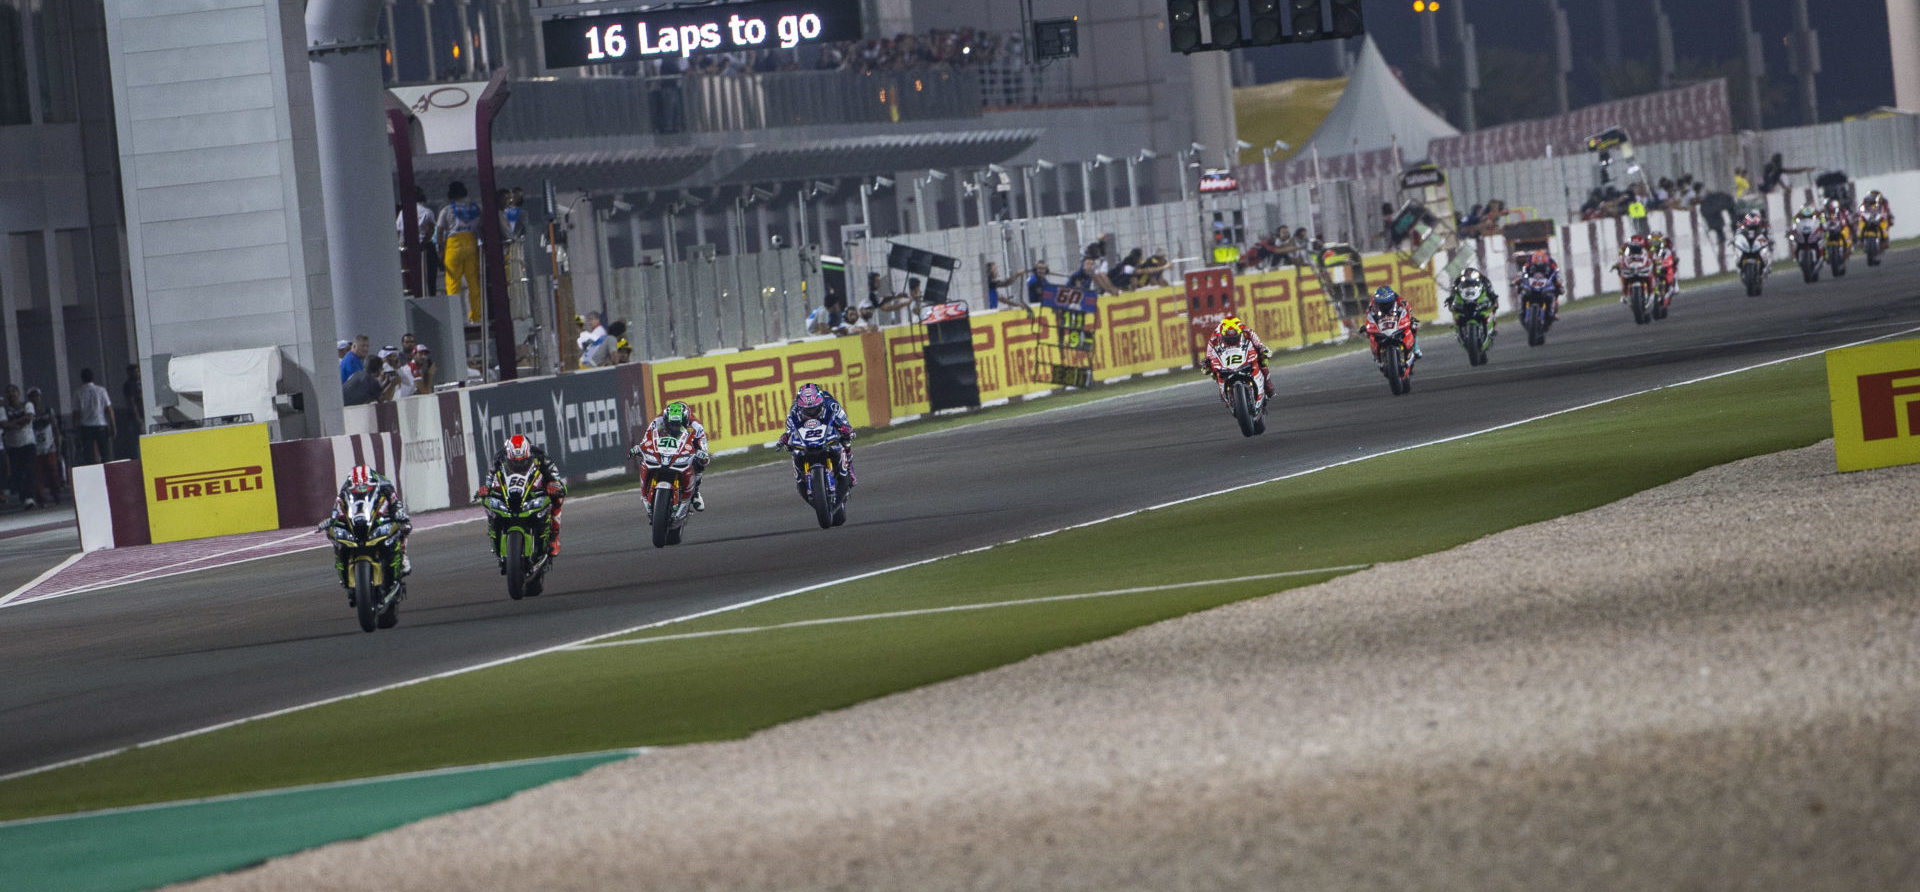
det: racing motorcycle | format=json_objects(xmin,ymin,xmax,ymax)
[
  {"xmin": 1793, "ymin": 216, "xmax": 1824, "ymax": 283},
  {"xmin": 632, "ymin": 427, "xmax": 698, "ymax": 548},
  {"xmin": 1448, "ymin": 291, "xmax": 1495, "ymax": 365},
  {"xmin": 789, "ymin": 418, "xmax": 851, "ymax": 529},
  {"xmin": 324, "ymin": 491, "xmax": 404, "ymax": 633},
  {"xmin": 1209, "ymin": 346, "xmax": 1269, "ymax": 437},
  {"xmin": 1824, "ymin": 214, "xmax": 1851, "ymax": 277},
  {"xmin": 481, "ymin": 464, "xmax": 556, "ymax": 599},
  {"xmin": 1617, "ymin": 248, "xmax": 1660, "ymax": 325},
  {"xmin": 1366, "ymin": 309, "xmax": 1417, "ymax": 396},
  {"xmin": 1515, "ymin": 274, "xmax": 1557, "ymax": 347},
  {"xmin": 1732, "ymin": 227, "xmax": 1769, "ymax": 297},
  {"xmin": 1859, "ymin": 206, "xmax": 1889, "ymax": 266}
]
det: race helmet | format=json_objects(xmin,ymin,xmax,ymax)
[
  {"xmin": 1627, "ymin": 234, "xmax": 1649, "ymax": 249},
  {"xmin": 1527, "ymin": 250, "xmax": 1552, "ymax": 274},
  {"xmin": 795, "ymin": 383, "xmax": 828, "ymax": 421},
  {"xmin": 1371, "ymin": 286, "xmax": 1399, "ymax": 314},
  {"xmin": 1455, "ymin": 268, "xmax": 1483, "ymax": 290},
  {"xmin": 504, "ymin": 434, "xmax": 533, "ymax": 475},
  {"xmin": 1866, "ymin": 189, "xmax": 1886, "ymax": 207},
  {"xmin": 1824, "ymin": 198, "xmax": 1843, "ymax": 215},
  {"xmin": 1218, "ymin": 316, "xmax": 1245, "ymax": 347},
  {"xmin": 661, "ymin": 401, "xmax": 689, "ymax": 437},
  {"xmin": 1741, "ymin": 210, "xmax": 1765, "ymax": 229},
  {"xmin": 1796, "ymin": 203, "xmax": 1819, "ymax": 219},
  {"xmin": 348, "ymin": 465, "xmax": 375, "ymax": 495}
]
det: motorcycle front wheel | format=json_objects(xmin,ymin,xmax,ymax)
[
  {"xmin": 505, "ymin": 529, "xmax": 527, "ymax": 600},
  {"xmin": 809, "ymin": 465, "xmax": 833, "ymax": 529},
  {"xmin": 1381, "ymin": 345, "xmax": 1406, "ymax": 396},
  {"xmin": 1230, "ymin": 381, "xmax": 1257, "ymax": 437},
  {"xmin": 353, "ymin": 560, "xmax": 378, "ymax": 633},
  {"xmin": 650, "ymin": 487, "xmax": 674, "ymax": 548}
]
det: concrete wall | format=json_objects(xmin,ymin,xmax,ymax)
[{"xmin": 103, "ymin": 0, "xmax": 341, "ymax": 439}]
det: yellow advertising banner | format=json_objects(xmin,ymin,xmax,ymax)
[
  {"xmin": 1237, "ymin": 268, "xmax": 1307, "ymax": 352},
  {"xmin": 650, "ymin": 336, "xmax": 875, "ymax": 452},
  {"xmin": 886, "ymin": 313, "xmax": 1058, "ymax": 417},
  {"xmin": 1826, "ymin": 338, "xmax": 1920, "ymax": 472},
  {"xmin": 140, "ymin": 423, "xmax": 279, "ymax": 544}
]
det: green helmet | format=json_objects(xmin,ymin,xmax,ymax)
[{"xmin": 665, "ymin": 401, "xmax": 689, "ymax": 423}]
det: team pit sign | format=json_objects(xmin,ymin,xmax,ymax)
[
  {"xmin": 541, "ymin": 0, "xmax": 863, "ymax": 69},
  {"xmin": 1826, "ymin": 337, "xmax": 1920, "ymax": 472}
]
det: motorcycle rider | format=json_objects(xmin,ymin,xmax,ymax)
[
  {"xmin": 776, "ymin": 383, "xmax": 855, "ymax": 496},
  {"xmin": 1646, "ymin": 232, "xmax": 1679, "ymax": 302},
  {"xmin": 1858, "ymin": 189, "xmax": 1895, "ymax": 238},
  {"xmin": 475, "ymin": 434, "xmax": 567, "ymax": 557},
  {"xmin": 630, "ymin": 400, "xmax": 710, "ymax": 511},
  {"xmin": 1734, "ymin": 210, "xmax": 1773, "ymax": 274},
  {"xmin": 1513, "ymin": 249, "xmax": 1564, "ymax": 322},
  {"xmin": 1445, "ymin": 267, "xmax": 1500, "ymax": 336},
  {"xmin": 1203, "ymin": 316, "xmax": 1275, "ymax": 399},
  {"xmin": 1791, "ymin": 203, "xmax": 1824, "ymax": 252},
  {"xmin": 1365, "ymin": 285, "xmax": 1421, "ymax": 363},
  {"xmin": 1821, "ymin": 198, "xmax": 1854, "ymax": 254},
  {"xmin": 321, "ymin": 465, "xmax": 411, "ymax": 596}
]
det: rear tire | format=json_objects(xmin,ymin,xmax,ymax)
[
  {"xmin": 376, "ymin": 594, "xmax": 399, "ymax": 628},
  {"xmin": 810, "ymin": 465, "xmax": 833, "ymax": 529},
  {"xmin": 1652, "ymin": 296, "xmax": 1669, "ymax": 320},
  {"xmin": 353, "ymin": 562, "xmax": 377, "ymax": 633},
  {"xmin": 1230, "ymin": 382, "xmax": 1256, "ymax": 437},
  {"xmin": 505, "ymin": 530, "xmax": 526, "ymax": 600},
  {"xmin": 650, "ymin": 488, "xmax": 673, "ymax": 549}
]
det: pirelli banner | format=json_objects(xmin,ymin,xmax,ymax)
[
  {"xmin": 648, "ymin": 332, "xmax": 890, "ymax": 452},
  {"xmin": 140, "ymin": 423, "xmax": 280, "ymax": 544},
  {"xmin": 885, "ymin": 314, "xmax": 1054, "ymax": 417}
]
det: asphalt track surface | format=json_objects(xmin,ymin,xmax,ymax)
[{"xmin": 3, "ymin": 252, "xmax": 1917, "ymax": 778}]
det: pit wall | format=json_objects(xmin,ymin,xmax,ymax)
[{"xmin": 84, "ymin": 168, "xmax": 1920, "ymax": 554}]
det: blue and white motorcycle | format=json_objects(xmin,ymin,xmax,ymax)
[{"xmin": 788, "ymin": 418, "xmax": 851, "ymax": 529}]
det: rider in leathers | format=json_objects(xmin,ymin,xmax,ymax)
[
  {"xmin": 630, "ymin": 400, "xmax": 710, "ymax": 511},
  {"xmin": 475, "ymin": 434, "xmax": 567, "ymax": 556},
  {"xmin": 321, "ymin": 465, "xmax": 411, "ymax": 596},
  {"xmin": 776, "ymin": 383, "xmax": 855, "ymax": 497},
  {"xmin": 1203, "ymin": 316, "xmax": 1275, "ymax": 399},
  {"xmin": 1513, "ymin": 250, "xmax": 1565, "ymax": 322},
  {"xmin": 1735, "ymin": 211, "xmax": 1773, "ymax": 274},
  {"xmin": 1365, "ymin": 286, "xmax": 1422, "ymax": 363},
  {"xmin": 1446, "ymin": 267, "xmax": 1500, "ymax": 336}
]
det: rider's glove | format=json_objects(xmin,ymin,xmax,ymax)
[
  {"xmin": 838, "ymin": 426, "xmax": 855, "ymax": 441},
  {"xmin": 474, "ymin": 485, "xmax": 490, "ymax": 498},
  {"xmin": 776, "ymin": 433, "xmax": 790, "ymax": 448},
  {"xmin": 546, "ymin": 482, "xmax": 563, "ymax": 497},
  {"xmin": 627, "ymin": 444, "xmax": 643, "ymax": 457}
]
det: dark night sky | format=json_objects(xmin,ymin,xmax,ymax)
[{"xmin": 1246, "ymin": 0, "xmax": 1896, "ymax": 123}]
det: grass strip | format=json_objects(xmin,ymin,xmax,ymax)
[{"xmin": 0, "ymin": 356, "xmax": 1832, "ymax": 821}]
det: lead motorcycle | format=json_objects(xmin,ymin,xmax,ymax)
[
  {"xmin": 481, "ymin": 464, "xmax": 556, "ymax": 599},
  {"xmin": 1732, "ymin": 227, "xmax": 1770, "ymax": 296},
  {"xmin": 1366, "ymin": 308, "xmax": 1417, "ymax": 396},
  {"xmin": 324, "ymin": 491, "xmax": 405, "ymax": 633},
  {"xmin": 1208, "ymin": 346, "xmax": 1269, "ymax": 436},
  {"xmin": 632, "ymin": 427, "xmax": 698, "ymax": 548},
  {"xmin": 789, "ymin": 419, "xmax": 851, "ymax": 529},
  {"xmin": 1617, "ymin": 246, "xmax": 1660, "ymax": 325},
  {"xmin": 1793, "ymin": 215, "xmax": 1824, "ymax": 283}
]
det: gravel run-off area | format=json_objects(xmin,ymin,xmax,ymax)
[{"xmin": 183, "ymin": 441, "xmax": 1920, "ymax": 891}]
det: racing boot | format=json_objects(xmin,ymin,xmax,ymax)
[
  {"xmin": 400, "ymin": 552, "xmax": 412, "ymax": 577},
  {"xmin": 548, "ymin": 517, "xmax": 562, "ymax": 557},
  {"xmin": 692, "ymin": 490, "xmax": 706, "ymax": 511}
]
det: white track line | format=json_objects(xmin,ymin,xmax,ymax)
[
  {"xmin": 4, "ymin": 326, "xmax": 1912, "ymax": 785},
  {"xmin": 0, "ymin": 552, "xmax": 83, "ymax": 608},
  {"xmin": 564, "ymin": 565, "xmax": 1373, "ymax": 652},
  {"xmin": 0, "ymin": 747, "xmax": 648, "ymax": 829}
]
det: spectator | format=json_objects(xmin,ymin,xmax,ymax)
[
  {"xmin": 806, "ymin": 303, "xmax": 836, "ymax": 334},
  {"xmin": 411, "ymin": 346, "xmax": 436, "ymax": 394},
  {"xmin": 121, "ymin": 362, "xmax": 143, "ymax": 451},
  {"xmin": 3, "ymin": 384, "xmax": 38, "ymax": 508},
  {"xmin": 985, "ymin": 261, "xmax": 1021, "ymax": 310},
  {"xmin": 400, "ymin": 332, "xmax": 417, "ymax": 361},
  {"xmin": 438, "ymin": 181, "xmax": 484, "ymax": 323},
  {"xmin": 336, "ymin": 339, "xmax": 351, "ymax": 360},
  {"xmin": 613, "ymin": 339, "xmax": 633, "ymax": 364},
  {"xmin": 1734, "ymin": 167, "xmax": 1753, "ymax": 197},
  {"xmin": 1135, "ymin": 251, "xmax": 1171, "ymax": 286},
  {"xmin": 1025, "ymin": 260, "xmax": 1051, "ymax": 305},
  {"xmin": 1066, "ymin": 257, "xmax": 1099, "ymax": 295},
  {"xmin": 1110, "ymin": 249, "xmax": 1143, "ymax": 289},
  {"xmin": 1759, "ymin": 153, "xmax": 1813, "ymax": 194},
  {"xmin": 340, "ymin": 334, "xmax": 370, "ymax": 384},
  {"xmin": 1700, "ymin": 190, "xmax": 1738, "ymax": 247},
  {"xmin": 73, "ymin": 367, "xmax": 115, "ymax": 464},
  {"xmin": 397, "ymin": 186, "xmax": 439, "ymax": 296},
  {"xmin": 27, "ymin": 387, "xmax": 61, "ymax": 505},
  {"xmin": 577, "ymin": 311, "xmax": 612, "ymax": 367},
  {"xmin": 392, "ymin": 347, "xmax": 422, "ymax": 399}
]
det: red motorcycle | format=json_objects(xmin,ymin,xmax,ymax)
[
  {"xmin": 631, "ymin": 426, "xmax": 699, "ymax": 548},
  {"xmin": 1366, "ymin": 309, "xmax": 1417, "ymax": 396},
  {"xmin": 1616, "ymin": 248, "xmax": 1662, "ymax": 324},
  {"xmin": 1208, "ymin": 347, "xmax": 1269, "ymax": 437}
]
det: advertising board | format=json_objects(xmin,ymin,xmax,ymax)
[
  {"xmin": 140, "ymin": 423, "xmax": 279, "ymax": 544},
  {"xmin": 1827, "ymin": 338, "xmax": 1920, "ymax": 472},
  {"xmin": 650, "ymin": 336, "xmax": 875, "ymax": 452},
  {"xmin": 465, "ymin": 368, "xmax": 624, "ymax": 484}
]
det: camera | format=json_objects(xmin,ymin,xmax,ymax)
[{"xmin": 770, "ymin": 234, "xmax": 788, "ymax": 249}]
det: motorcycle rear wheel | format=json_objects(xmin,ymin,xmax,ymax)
[
  {"xmin": 353, "ymin": 561, "xmax": 378, "ymax": 633},
  {"xmin": 506, "ymin": 530, "xmax": 527, "ymax": 600}
]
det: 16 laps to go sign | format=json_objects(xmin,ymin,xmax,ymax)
[{"xmin": 541, "ymin": 0, "xmax": 863, "ymax": 68}]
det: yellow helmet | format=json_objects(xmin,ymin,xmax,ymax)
[{"xmin": 1218, "ymin": 316, "xmax": 1246, "ymax": 336}]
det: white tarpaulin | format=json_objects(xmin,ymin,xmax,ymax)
[
  {"xmin": 1296, "ymin": 36, "xmax": 1459, "ymax": 162},
  {"xmin": 166, "ymin": 347, "xmax": 281, "ymax": 425}
]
